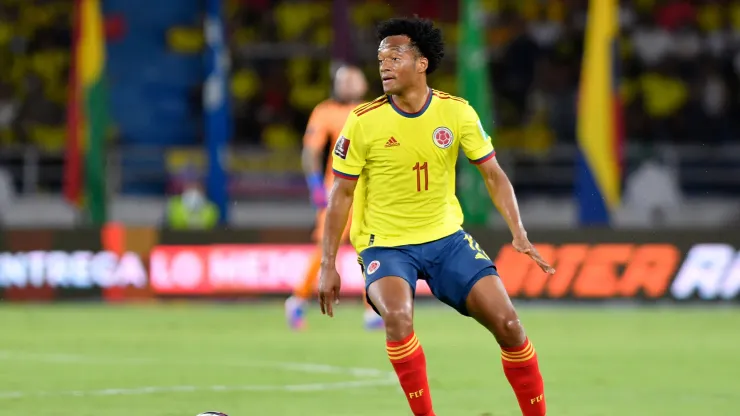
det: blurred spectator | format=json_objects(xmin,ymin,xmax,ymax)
[
  {"xmin": 0, "ymin": 167, "xmax": 13, "ymax": 225},
  {"xmin": 639, "ymin": 60, "xmax": 689, "ymax": 141},
  {"xmin": 500, "ymin": 15, "xmax": 541, "ymax": 126},
  {"xmin": 0, "ymin": 81, "xmax": 19, "ymax": 146},
  {"xmin": 632, "ymin": 14, "xmax": 674, "ymax": 66},
  {"xmin": 164, "ymin": 177, "xmax": 219, "ymax": 230},
  {"xmin": 623, "ymin": 156, "xmax": 683, "ymax": 225},
  {"xmin": 528, "ymin": 7, "xmax": 563, "ymax": 48},
  {"xmin": 656, "ymin": 0, "xmax": 695, "ymax": 31},
  {"xmin": 694, "ymin": 59, "xmax": 731, "ymax": 142}
]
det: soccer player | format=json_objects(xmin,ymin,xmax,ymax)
[
  {"xmin": 285, "ymin": 64, "xmax": 384, "ymax": 331},
  {"xmin": 318, "ymin": 18, "xmax": 555, "ymax": 416}
]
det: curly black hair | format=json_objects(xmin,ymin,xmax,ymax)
[{"xmin": 377, "ymin": 17, "xmax": 445, "ymax": 75}]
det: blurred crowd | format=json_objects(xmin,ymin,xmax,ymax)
[
  {"xmin": 0, "ymin": 0, "xmax": 71, "ymax": 151},
  {"xmin": 235, "ymin": 0, "xmax": 740, "ymax": 153},
  {"xmin": 3, "ymin": 0, "xmax": 740, "ymax": 153}
]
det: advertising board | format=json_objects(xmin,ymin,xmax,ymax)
[
  {"xmin": 0, "ymin": 228, "xmax": 150, "ymax": 301},
  {"xmin": 0, "ymin": 250, "xmax": 147, "ymax": 289},
  {"xmin": 149, "ymin": 240, "xmax": 740, "ymax": 301},
  {"xmin": 150, "ymin": 245, "xmax": 432, "ymax": 295},
  {"xmin": 0, "ymin": 228, "xmax": 738, "ymax": 302}
]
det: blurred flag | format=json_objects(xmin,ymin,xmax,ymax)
[
  {"xmin": 457, "ymin": 0, "xmax": 494, "ymax": 225},
  {"xmin": 203, "ymin": 0, "xmax": 232, "ymax": 225},
  {"xmin": 331, "ymin": 0, "xmax": 352, "ymax": 67},
  {"xmin": 576, "ymin": 0, "xmax": 623, "ymax": 225},
  {"xmin": 64, "ymin": 0, "xmax": 108, "ymax": 225}
]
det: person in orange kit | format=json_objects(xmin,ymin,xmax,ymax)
[{"xmin": 285, "ymin": 64, "xmax": 383, "ymax": 331}]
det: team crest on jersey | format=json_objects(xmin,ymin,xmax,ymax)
[
  {"xmin": 367, "ymin": 260, "xmax": 380, "ymax": 275},
  {"xmin": 334, "ymin": 136, "xmax": 350, "ymax": 159},
  {"xmin": 432, "ymin": 127, "xmax": 454, "ymax": 149}
]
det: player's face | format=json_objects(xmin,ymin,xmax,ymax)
[
  {"xmin": 334, "ymin": 66, "xmax": 368, "ymax": 102},
  {"xmin": 377, "ymin": 35, "xmax": 428, "ymax": 95}
]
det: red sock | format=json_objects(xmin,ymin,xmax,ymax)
[
  {"xmin": 387, "ymin": 332, "xmax": 434, "ymax": 416},
  {"xmin": 501, "ymin": 338, "xmax": 546, "ymax": 416}
]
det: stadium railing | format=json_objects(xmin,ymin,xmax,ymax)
[{"xmin": 2, "ymin": 143, "xmax": 739, "ymax": 198}]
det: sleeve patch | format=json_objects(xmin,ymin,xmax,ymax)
[{"xmin": 333, "ymin": 136, "xmax": 350, "ymax": 159}]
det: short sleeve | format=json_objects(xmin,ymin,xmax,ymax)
[
  {"xmin": 331, "ymin": 112, "xmax": 366, "ymax": 180},
  {"xmin": 302, "ymin": 104, "xmax": 330, "ymax": 150},
  {"xmin": 459, "ymin": 104, "xmax": 495, "ymax": 164}
]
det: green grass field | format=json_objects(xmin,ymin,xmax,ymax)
[{"xmin": 0, "ymin": 302, "xmax": 737, "ymax": 416}]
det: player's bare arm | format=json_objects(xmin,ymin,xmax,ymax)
[
  {"xmin": 302, "ymin": 130, "xmax": 329, "ymax": 209},
  {"xmin": 318, "ymin": 176, "xmax": 357, "ymax": 316},
  {"xmin": 301, "ymin": 146, "xmax": 323, "ymax": 177},
  {"xmin": 476, "ymin": 157, "xmax": 555, "ymax": 274}
]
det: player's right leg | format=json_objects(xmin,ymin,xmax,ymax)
[
  {"xmin": 361, "ymin": 247, "xmax": 435, "ymax": 416},
  {"xmin": 286, "ymin": 208, "xmax": 382, "ymax": 331},
  {"xmin": 465, "ymin": 276, "xmax": 546, "ymax": 416}
]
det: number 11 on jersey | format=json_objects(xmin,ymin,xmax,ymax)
[{"xmin": 413, "ymin": 161, "xmax": 428, "ymax": 192}]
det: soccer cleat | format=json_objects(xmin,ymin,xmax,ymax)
[
  {"xmin": 363, "ymin": 309, "xmax": 384, "ymax": 331},
  {"xmin": 285, "ymin": 296, "xmax": 306, "ymax": 330}
]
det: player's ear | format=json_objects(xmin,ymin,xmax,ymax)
[{"xmin": 417, "ymin": 56, "xmax": 428, "ymax": 74}]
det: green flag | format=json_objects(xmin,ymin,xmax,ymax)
[{"xmin": 457, "ymin": 0, "xmax": 494, "ymax": 225}]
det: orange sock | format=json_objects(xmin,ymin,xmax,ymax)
[
  {"xmin": 501, "ymin": 338, "xmax": 546, "ymax": 415},
  {"xmin": 294, "ymin": 248, "xmax": 322, "ymax": 300},
  {"xmin": 387, "ymin": 332, "xmax": 434, "ymax": 416}
]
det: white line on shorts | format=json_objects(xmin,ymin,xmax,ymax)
[{"xmin": 0, "ymin": 377, "xmax": 398, "ymax": 400}]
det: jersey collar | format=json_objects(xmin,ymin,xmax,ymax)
[{"xmin": 388, "ymin": 88, "xmax": 432, "ymax": 118}]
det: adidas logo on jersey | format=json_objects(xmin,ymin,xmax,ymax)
[{"xmin": 385, "ymin": 137, "xmax": 400, "ymax": 147}]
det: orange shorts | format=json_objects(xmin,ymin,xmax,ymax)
[{"xmin": 312, "ymin": 207, "xmax": 352, "ymax": 243}]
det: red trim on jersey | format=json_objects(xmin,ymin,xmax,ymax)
[
  {"xmin": 469, "ymin": 150, "xmax": 496, "ymax": 165},
  {"xmin": 355, "ymin": 99, "xmax": 388, "ymax": 116},
  {"xmin": 432, "ymin": 92, "xmax": 466, "ymax": 104},
  {"xmin": 332, "ymin": 169, "xmax": 359, "ymax": 180},
  {"xmin": 354, "ymin": 96, "xmax": 388, "ymax": 114}
]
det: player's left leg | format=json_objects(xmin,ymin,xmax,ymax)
[
  {"xmin": 423, "ymin": 230, "xmax": 546, "ymax": 416},
  {"xmin": 465, "ymin": 276, "xmax": 546, "ymax": 416}
]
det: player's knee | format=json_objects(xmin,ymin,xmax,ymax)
[
  {"xmin": 490, "ymin": 311, "xmax": 525, "ymax": 347},
  {"xmin": 381, "ymin": 308, "xmax": 413, "ymax": 341}
]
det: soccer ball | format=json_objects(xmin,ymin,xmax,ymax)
[{"xmin": 196, "ymin": 413, "xmax": 227, "ymax": 416}]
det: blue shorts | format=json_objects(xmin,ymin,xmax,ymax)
[{"xmin": 358, "ymin": 230, "xmax": 498, "ymax": 316}]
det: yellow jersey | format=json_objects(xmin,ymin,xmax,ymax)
[{"xmin": 331, "ymin": 88, "xmax": 495, "ymax": 253}]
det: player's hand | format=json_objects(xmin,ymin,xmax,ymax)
[
  {"xmin": 310, "ymin": 187, "xmax": 328, "ymax": 208},
  {"xmin": 512, "ymin": 234, "xmax": 555, "ymax": 274},
  {"xmin": 318, "ymin": 262, "xmax": 341, "ymax": 317},
  {"xmin": 306, "ymin": 173, "xmax": 328, "ymax": 208}
]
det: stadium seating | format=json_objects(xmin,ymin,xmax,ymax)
[{"xmin": 2, "ymin": 0, "xmax": 739, "ymax": 198}]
